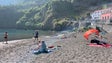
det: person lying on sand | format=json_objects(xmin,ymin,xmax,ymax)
[
  {"xmin": 90, "ymin": 38, "xmax": 107, "ymax": 45},
  {"xmin": 89, "ymin": 33, "xmax": 108, "ymax": 45}
]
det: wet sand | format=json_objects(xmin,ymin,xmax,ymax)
[{"xmin": 0, "ymin": 32, "xmax": 112, "ymax": 63}]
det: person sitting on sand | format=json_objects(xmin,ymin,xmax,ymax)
[
  {"xmin": 36, "ymin": 41, "xmax": 48, "ymax": 53},
  {"xmin": 4, "ymin": 32, "xmax": 8, "ymax": 44}
]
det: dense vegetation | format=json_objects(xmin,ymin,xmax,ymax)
[
  {"xmin": 0, "ymin": 6, "xmax": 23, "ymax": 29},
  {"xmin": 0, "ymin": 0, "xmax": 111, "ymax": 30}
]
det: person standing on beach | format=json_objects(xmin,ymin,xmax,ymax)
[
  {"xmin": 4, "ymin": 32, "xmax": 8, "ymax": 44},
  {"xmin": 34, "ymin": 30, "xmax": 39, "ymax": 43}
]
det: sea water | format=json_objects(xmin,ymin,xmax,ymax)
[{"xmin": 0, "ymin": 29, "xmax": 56, "ymax": 42}]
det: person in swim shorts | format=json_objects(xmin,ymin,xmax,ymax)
[
  {"xmin": 34, "ymin": 30, "xmax": 39, "ymax": 42},
  {"xmin": 4, "ymin": 32, "xmax": 8, "ymax": 44}
]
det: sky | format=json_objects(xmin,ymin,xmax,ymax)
[{"xmin": 0, "ymin": 0, "xmax": 17, "ymax": 5}]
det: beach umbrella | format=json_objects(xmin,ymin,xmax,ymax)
[{"xmin": 83, "ymin": 29, "xmax": 99, "ymax": 40}]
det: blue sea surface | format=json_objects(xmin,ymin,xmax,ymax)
[{"xmin": 0, "ymin": 29, "xmax": 55, "ymax": 42}]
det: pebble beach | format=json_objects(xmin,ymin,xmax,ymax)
[{"xmin": 0, "ymin": 32, "xmax": 112, "ymax": 63}]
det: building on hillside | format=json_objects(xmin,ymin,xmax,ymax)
[
  {"xmin": 90, "ymin": 10, "xmax": 102, "ymax": 20},
  {"xmin": 90, "ymin": 7, "xmax": 112, "ymax": 21},
  {"xmin": 101, "ymin": 13, "xmax": 112, "ymax": 20},
  {"xmin": 101, "ymin": 12, "xmax": 112, "ymax": 24}
]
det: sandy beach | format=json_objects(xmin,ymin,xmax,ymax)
[{"xmin": 0, "ymin": 32, "xmax": 112, "ymax": 63}]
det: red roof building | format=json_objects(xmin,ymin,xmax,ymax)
[
  {"xmin": 91, "ymin": 7, "xmax": 112, "ymax": 20},
  {"xmin": 101, "ymin": 13, "xmax": 112, "ymax": 20}
]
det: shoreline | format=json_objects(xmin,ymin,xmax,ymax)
[
  {"xmin": 0, "ymin": 33, "xmax": 62, "ymax": 48},
  {"xmin": 0, "ymin": 32, "xmax": 112, "ymax": 63},
  {"xmin": 0, "ymin": 35, "xmax": 60, "ymax": 63}
]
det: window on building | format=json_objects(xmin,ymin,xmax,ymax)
[
  {"xmin": 105, "ymin": 16, "xmax": 106, "ymax": 20},
  {"xmin": 102, "ymin": 17, "xmax": 104, "ymax": 20},
  {"xmin": 108, "ymin": 16, "xmax": 110, "ymax": 19}
]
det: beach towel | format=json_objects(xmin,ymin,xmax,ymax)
[{"xmin": 87, "ymin": 43, "xmax": 111, "ymax": 48}]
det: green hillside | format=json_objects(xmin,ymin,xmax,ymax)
[
  {"xmin": 0, "ymin": 0, "xmax": 112, "ymax": 30},
  {"xmin": 17, "ymin": 0, "xmax": 112, "ymax": 30},
  {"xmin": 0, "ymin": 0, "xmax": 49, "ymax": 29}
]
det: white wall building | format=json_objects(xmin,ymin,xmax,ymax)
[
  {"xmin": 90, "ymin": 8, "xmax": 112, "ymax": 20},
  {"xmin": 90, "ymin": 10, "xmax": 102, "ymax": 20}
]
